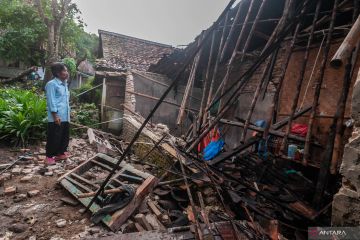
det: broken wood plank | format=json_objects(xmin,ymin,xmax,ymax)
[
  {"xmin": 147, "ymin": 201, "xmax": 162, "ymax": 218},
  {"xmin": 108, "ymin": 176, "xmax": 158, "ymax": 231}
]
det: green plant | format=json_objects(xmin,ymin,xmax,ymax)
[
  {"xmin": 63, "ymin": 57, "xmax": 77, "ymax": 79},
  {"xmin": 71, "ymin": 103, "xmax": 99, "ymax": 127},
  {"xmin": 0, "ymin": 88, "xmax": 47, "ymax": 146}
]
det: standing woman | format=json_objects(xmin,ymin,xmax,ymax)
[{"xmin": 44, "ymin": 63, "xmax": 71, "ymax": 165}]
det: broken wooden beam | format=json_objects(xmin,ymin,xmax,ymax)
[
  {"xmin": 271, "ymin": 105, "xmax": 312, "ymax": 130},
  {"xmin": 331, "ymin": 15, "xmax": 360, "ymax": 68}
]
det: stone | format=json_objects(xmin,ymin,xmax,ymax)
[
  {"xmin": 29, "ymin": 236, "xmax": 36, "ymax": 240},
  {"xmin": 55, "ymin": 219, "xmax": 67, "ymax": 228},
  {"xmin": 44, "ymin": 171, "xmax": 53, "ymax": 176},
  {"xmin": 78, "ymin": 208, "xmax": 86, "ymax": 214},
  {"xmin": 60, "ymin": 197, "xmax": 78, "ymax": 206},
  {"xmin": 37, "ymin": 155, "xmax": 46, "ymax": 161},
  {"xmin": 27, "ymin": 190, "xmax": 40, "ymax": 197},
  {"xmin": 1, "ymin": 173, "xmax": 11, "ymax": 181},
  {"xmin": 88, "ymin": 227, "xmax": 101, "ymax": 235},
  {"xmin": 0, "ymin": 163, "xmax": 11, "ymax": 169},
  {"xmin": 11, "ymin": 168, "xmax": 22, "ymax": 175},
  {"xmin": 20, "ymin": 175, "xmax": 33, "ymax": 182},
  {"xmin": 4, "ymin": 186, "xmax": 17, "ymax": 195},
  {"xmin": 22, "ymin": 169, "xmax": 33, "ymax": 174},
  {"xmin": 13, "ymin": 194, "xmax": 27, "ymax": 202},
  {"xmin": 8, "ymin": 223, "xmax": 28, "ymax": 233}
]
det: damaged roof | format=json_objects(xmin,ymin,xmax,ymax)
[{"xmin": 98, "ymin": 30, "xmax": 175, "ymax": 71}]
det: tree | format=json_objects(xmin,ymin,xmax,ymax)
[
  {"xmin": 34, "ymin": 0, "xmax": 72, "ymax": 64},
  {"xmin": 0, "ymin": 0, "xmax": 98, "ymax": 80},
  {"xmin": 0, "ymin": 0, "xmax": 46, "ymax": 65}
]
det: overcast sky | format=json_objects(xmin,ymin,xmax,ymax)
[{"xmin": 73, "ymin": 0, "xmax": 230, "ymax": 47}]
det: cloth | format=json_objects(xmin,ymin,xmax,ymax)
[
  {"xmin": 45, "ymin": 78, "xmax": 70, "ymax": 122},
  {"xmin": 46, "ymin": 122, "xmax": 69, "ymax": 157},
  {"xmin": 198, "ymin": 128, "xmax": 221, "ymax": 152},
  {"xmin": 91, "ymin": 185, "xmax": 135, "ymax": 224},
  {"xmin": 291, "ymin": 123, "xmax": 308, "ymax": 137},
  {"xmin": 203, "ymin": 139, "xmax": 225, "ymax": 161}
]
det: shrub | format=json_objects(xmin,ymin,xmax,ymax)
[
  {"xmin": 71, "ymin": 103, "xmax": 99, "ymax": 127},
  {"xmin": 0, "ymin": 88, "xmax": 46, "ymax": 146}
]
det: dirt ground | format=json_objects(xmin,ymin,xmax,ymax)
[{"xmin": 0, "ymin": 139, "xmax": 115, "ymax": 240}]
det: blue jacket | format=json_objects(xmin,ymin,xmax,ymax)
[{"xmin": 45, "ymin": 78, "xmax": 70, "ymax": 122}]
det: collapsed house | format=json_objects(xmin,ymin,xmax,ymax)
[{"xmin": 55, "ymin": 0, "xmax": 360, "ymax": 239}]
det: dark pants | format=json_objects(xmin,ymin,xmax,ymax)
[{"xmin": 46, "ymin": 122, "xmax": 69, "ymax": 158}]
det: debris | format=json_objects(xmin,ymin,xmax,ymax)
[{"xmin": 8, "ymin": 223, "xmax": 28, "ymax": 233}]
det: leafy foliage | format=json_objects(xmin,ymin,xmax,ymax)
[
  {"xmin": 63, "ymin": 57, "xmax": 77, "ymax": 78},
  {"xmin": 0, "ymin": 0, "xmax": 98, "ymax": 65},
  {"xmin": 0, "ymin": 88, "xmax": 47, "ymax": 146},
  {"xmin": 0, "ymin": 0, "xmax": 46, "ymax": 65},
  {"xmin": 71, "ymin": 103, "xmax": 99, "ymax": 127}
]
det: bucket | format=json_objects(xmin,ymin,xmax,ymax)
[{"xmin": 288, "ymin": 144, "xmax": 298, "ymax": 159}]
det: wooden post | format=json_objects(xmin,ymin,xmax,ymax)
[
  {"xmin": 313, "ymin": 55, "xmax": 352, "ymax": 206},
  {"xmin": 281, "ymin": 0, "xmax": 322, "ymax": 154},
  {"xmin": 198, "ymin": 31, "xmax": 216, "ymax": 132},
  {"xmin": 330, "ymin": 15, "xmax": 360, "ymax": 68},
  {"xmin": 303, "ymin": 0, "xmax": 339, "ymax": 165},
  {"xmin": 240, "ymin": 0, "xmax": 269, "ymax": 62},
  {"xmin": 218, "ymin": 0, "xmax": 256, "ymax": 112},
  {"xmin": 101, "ymin": 77, "xmax": 107, "ymax": 125}
]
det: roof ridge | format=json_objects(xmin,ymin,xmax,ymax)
[{"xmin": 98, "ymin": 29, "xmax": 174, "ymax": 48}]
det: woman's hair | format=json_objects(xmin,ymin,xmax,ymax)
[{"xmin": 50, "ymin": 62, "xmax": 66, "ymax": 78}]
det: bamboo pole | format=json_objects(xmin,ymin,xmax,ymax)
[
  {"xmin": 206, "ymin": 12, "xmax": 230, "ymax": 109},
  {"xmin": 189, "ymin": 0, "xmax": 310, "ymax": 152},
  {"xmin": 220, "ymin": 0, "xmax": 246, "ymax": 61},
  {"xmin": 240, "ymin": 0, "xmax": 269, "ymax": 62},
  {"xmin": 303, "ymin": 0, "xmax": 339, "ymax": 165},
  {"xmin": 261, "ymin": 0, "xmax": 295, "ymax": 55},
  {"xmin": 281, "ymin": 0, "xmax": 322, "ymax": 155},
  {"xmin": 177, "ymin": 34, "xmax": 204, "ymax": 126},
  {"xmin": 330, "ymin": 15, "xmax": 360, "ymax": 68},
  {"xmin": 84, "ymin": 0, "xmax": 237, "ymax": 212},
  {"xmin": 198, "ymin": 31, "xmax": 216, "ymax": 133},
  {"xmin": 263, "ymin": 12, "xmax": 303, "ymax": 138},
  {"xmin": 241, "ymin": 57, "xmax": 271, "ymax": 143},
  {"xmin": 218, "ymin": 0, "xmax": 257, "ymax": 112},
  {"xmin": 313, "ymin": 54, "xmax": 352, "ymax": 206}
]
